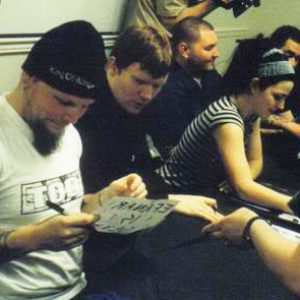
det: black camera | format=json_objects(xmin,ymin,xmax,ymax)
[{"xmin": 214, "ymin": 0, "xmax": 261, "ymax": 17}]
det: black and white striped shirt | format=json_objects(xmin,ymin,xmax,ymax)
[{"xmin": 157, "ymin": 95, "xmax": 256, "ymax": 193}]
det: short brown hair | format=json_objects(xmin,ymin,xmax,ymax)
[
  {"xmin": 172, "ymin": 17, "xmax": 214, "ymax": 50},
  {"xmin": 111, "ymin": 26, "xmax": 172, "ymax": 78}
]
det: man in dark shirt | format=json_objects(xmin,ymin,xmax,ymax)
[
  {"xmin": 76, "ymin": 26, "xmax": 171, "ymax": 195},
  {"xmin": 75, "ymin": 26, "xmax": 172, "ymax": 276},
  {"xmin": 143, "ymin": 17, "xmax": 223, "ymax": 158},
  {"xmin": 76, "ymin": 26, "xmax": 220, "ymax": 279},
  {"xmin": 260, "ymin": 26, "xmax": 300, "ymax": 178}
]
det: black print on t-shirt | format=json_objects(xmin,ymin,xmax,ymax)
[{"xmin": 21, "ymin": 170, "xmax": 83, "ymax": 215}]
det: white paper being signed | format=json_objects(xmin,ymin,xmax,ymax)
[{"xmin": 93, "ymin": 197, "xmax": 178, "ymax": 234}]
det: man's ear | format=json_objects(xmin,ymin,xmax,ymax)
[
  {"xmin": 21, "ymin": 71, "xmax": 39, "ymax": 90},
  {"xmin": 177, "ymin": 42, "xmax": 190, "ymax": 60},
  {"xmin": 106, "ymin": 56, "xmax": 120, "ymax": 76},
  {"xmin": 249, "ymin": 77, "xmax": 260, "ymax": 94}
]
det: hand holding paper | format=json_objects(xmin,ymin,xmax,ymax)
[
  {"xmin": 100, "ymin": 173, "xmax": 148, "ymax": 204},
  {"xmin": 82, "ymin": 173, "xmax": 147, "ymax": 214}
]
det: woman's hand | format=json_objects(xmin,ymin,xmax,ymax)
[{"xmin": 169, "ymin": 194, "xmax": 223, "ymax": 222}]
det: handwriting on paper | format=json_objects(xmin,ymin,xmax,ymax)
[{"xmin": 93, "ymin": 197, "xmax": 178, "ymax": 234}]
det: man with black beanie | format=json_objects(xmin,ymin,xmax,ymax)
[{"xmin": 0, "ymin": 20, "xmax": 147, "ymax": 299}]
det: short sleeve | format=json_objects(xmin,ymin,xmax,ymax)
[
  {"xmin": 156, "ymin": 0, "xmax": 187, "ymax": 17},
  {"xmin": 205, "ymin": 101, "xmax": 245, "ymax": 131}
]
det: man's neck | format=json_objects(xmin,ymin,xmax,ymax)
[
  {"xmin": 175, "ymin": 57, "xmax": 205, "ymax": 79},
  {"xmin": 6, "ymin": 85, "xmax": 23, "ymax": 116}
]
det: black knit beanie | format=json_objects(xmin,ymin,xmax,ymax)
[{"xmin": 22, "ymin": 20, "xmax": 106, "ymax": 99}]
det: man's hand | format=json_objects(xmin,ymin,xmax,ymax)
[
  {"xmin": 82, "ymin": 174, "xmax": 147, "ymax": 214},
  {"xmin": 100, "ymin": 173, "xmax": 147, "ymax": 203},
  {"xmin": 168, "ymin": 194, "xmax": 223, "ymax": 222},
  {"xmin": 201, "ymin": 207, "xmax": 257, "ymax": 245},
  {"xmin": 9, "ymin": 213, "xmax": 98, "ymax": 251}
]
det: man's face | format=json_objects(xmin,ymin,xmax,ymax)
[
  {"xmin": 185, "ymin": 29, "xmax": 220, "ymax": 76},
  {"xmin": 22, "ymin": 76, "xmax": 94, "ymax": 155},
  {"xmin": 281, "ymin": 38, "xmax": 300, "ymax": 68},
  {"xmin": 107, "ymin": 61, "xmax": 168, "ymax": 115}
]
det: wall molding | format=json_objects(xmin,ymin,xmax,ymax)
[
  {"xmin": 0, "ymin": 27, "xmax": 248, "ymax": 56},
  {"xmin": 0, "ymin": 32, "xmax": 119, "ymax": 55},
  {"xmin": 216, "ymin": 27, "xmax": 249, "ymax": 39}
]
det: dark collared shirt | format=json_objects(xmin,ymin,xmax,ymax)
[{"xmin": 142, "ymin": 63, "xmax": 223, "ymax": 158}]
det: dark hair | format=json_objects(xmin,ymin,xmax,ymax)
[
  {"xmin": 223, "ymin": 38, "xmax": 293, "ymax": 95},
  {"xmin": 270, "ymin": 25, "xmax": 300, "ymax": 48},
  {"xmin": 172, "ymin": 17, "xmax": 214, "ymax": 51},
  {"xmin": 111, "ymin": 26, "xmax": 172, "ymax": 78}
]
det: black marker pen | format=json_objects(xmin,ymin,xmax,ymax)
[{"xmin": 46, "ymin": 201, "xmax": 67, "ymax": 215}]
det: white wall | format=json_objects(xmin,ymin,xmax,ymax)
[
  {"xmin": 0, "ymin": 0, "xmax": 299, "ymax": 90},
  {"xmin": 205, "ymin": 0, "xmax": 300, "ymax": 73},
  {"xmin": 240, "ymin": 0, "xmax": 300, "ymax": 37},
  {"xmin": 0, "ymin": 0, "xmax": 127, "ymax": 32},
  {"xmin": 0, "ymin": 0, "xmax": 128, "ymax": 91}
]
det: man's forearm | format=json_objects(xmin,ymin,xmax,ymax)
[
  {"xmin": 177, "ymin": 0, "xmax": 217, "ymax": 21},
  {"xmin": 161, "ymin": 0, "xmax": 217, "ymax": 31},
  {"xmin": 0, "ymin": 225, "xmax": 37, "ymax": 263}
]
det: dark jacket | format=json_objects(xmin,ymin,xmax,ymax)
[
  {"xmin": 142, "ymin": 62, "xmax": 223, "ymax": 158},
  {"xmin": 76, "ymin": 74, "xmax": 169, "ymax": 196},
  {"xmin": 76, "ymin": 74, "xmax": 171, "ymax": 274}
]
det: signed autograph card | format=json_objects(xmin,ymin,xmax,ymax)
[{"xmin": 93, "ymin": 197, "xmax": 178, "ymax": 234}]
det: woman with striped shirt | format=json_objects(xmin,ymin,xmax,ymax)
[{"xmin": 158, "ymin": 39, "xmax": 297, "ymax": 213}]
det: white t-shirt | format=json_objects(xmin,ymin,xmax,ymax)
[{"xmin": 0, "ymin": 94, "xmax": 86, "ymax": 300}]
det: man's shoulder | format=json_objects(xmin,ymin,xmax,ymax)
[
  {"xmin": 168, "ymin": 67, "xmax": 222, "ymax": 89},
  {"xmin": 75, "ymin": 110, "xmax": 97, "ymax": 132},
  {"xmin": 201, "ymin": 70, "xmax": 224, "ymax": 100},
  {"xmin": 169, "ymin": 66, "xmax": 193, "ymax": 81},
  {"xmin": 76, "ymin": 97, "xmax": 114, "ymax": 130},
  {"xmin": 145, "ymin": 66, "xmax": 202, "ymax": 114},
  {"xmin": 202, "ymin": 69, "xmax": 223, "ymax": 82},
  {"xmin": 162, "ymin": 65, "xmax": 199, "ymax": 93}
]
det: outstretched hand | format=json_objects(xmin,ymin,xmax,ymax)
[
  {"xmin": 201, "ymin": 207, "xmax": 257, "ymax": 245},
  {"xmin": 169, "ymin": 194, "xmax": 223, "ymax": 222}
]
